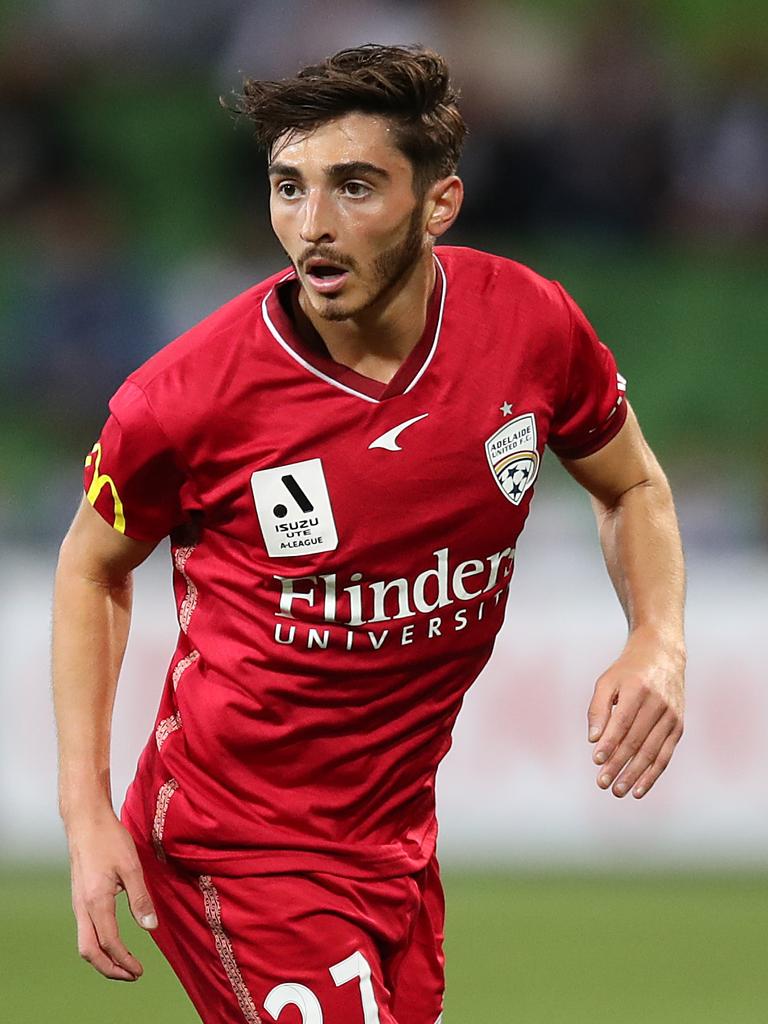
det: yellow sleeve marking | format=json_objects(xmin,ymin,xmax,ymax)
[{"xmin": 85, "ymin": 442, "xmax": 126, "ymax": 534}]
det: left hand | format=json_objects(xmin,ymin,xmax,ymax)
[{"xmin": 587, "ymin": 633, "xmax": 685, "ymax": 799}]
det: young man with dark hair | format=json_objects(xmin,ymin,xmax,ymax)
[{"xmin": 53, "ymin": 45, "xmax": 685, "ymax": 1024}]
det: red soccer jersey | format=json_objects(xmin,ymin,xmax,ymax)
[{"xmin": 84, "ymin": 246, "xmax": 627, "ymax": 878}]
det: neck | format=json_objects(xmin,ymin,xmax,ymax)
[{"xmin": 297, "ymin": 250, "xmax": 437, "ymax": 381}]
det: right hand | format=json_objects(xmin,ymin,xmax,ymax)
[{"xmin": 66, "ymin": 808, "xmax": 158, "ymax": 981}]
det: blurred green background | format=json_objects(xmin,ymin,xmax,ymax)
[
  {"xmin": 2, "ymin": 0, "xmax": 768, "ymax": 533},
  {"xmin": 4, "ymin": 869, "xmax": 768, "ymax": 1022},
  {"xmin": 2, "ymin": 0, "xmax": 767, "ymax": 1021}
]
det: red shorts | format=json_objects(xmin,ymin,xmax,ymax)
[{"xmin": 131, "ymin": 824, "xmax": 445, "ymax": 1024}]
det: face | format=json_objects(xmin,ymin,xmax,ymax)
[{"xmin": 268, "ymin": 113, "xmax": 430, "ymax": 322}]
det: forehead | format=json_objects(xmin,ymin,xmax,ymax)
[{"xmin": 271, "ymin": 112, "xmax": 412, "ymax": 178}]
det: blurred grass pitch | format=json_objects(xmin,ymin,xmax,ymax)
[{"xmin": 2, "ymin": 868, "xmax": 767, "ymax": 1022}]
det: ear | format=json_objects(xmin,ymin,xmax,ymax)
[{"xmin": 425, "ymin": 176, "xmax": 463, "ymax": 239}]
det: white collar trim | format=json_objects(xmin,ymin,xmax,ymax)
[{"xmin": 261, "ymin": 254, "xmax": 447, "ymax": 404}]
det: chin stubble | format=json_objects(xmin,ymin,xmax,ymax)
[{"xmin": 316, "ymin": 203, "xmax": 426, "ymax": 322}]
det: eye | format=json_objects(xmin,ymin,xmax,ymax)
[
  {"xmin": 276, "ymin": 181, "xmax": 302, "ymax": 200},
  {"xmin": 340, "ymin": 181, "xmax": 370, "ymax": 198}
]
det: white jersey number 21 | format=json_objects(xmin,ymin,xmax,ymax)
[{"xmin": 264, "ymin": 950, "xmax": 381, "ymax": 1024}]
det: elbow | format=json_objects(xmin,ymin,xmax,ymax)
[{"xmin": 594, "ymin": 467, "xmax": 674, "ymax": 521}]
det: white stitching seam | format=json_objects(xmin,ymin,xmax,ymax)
[
  {"xmin": 261, "ymin": 254, "xmax": 447, "ymax": 404},
  {"xmin": 199, "ymin": 875, "xmax": 262, "ymax": 1024},
  {"xmin": 151, "ymin": 778, "xmax": 178, "ymax": 861}
]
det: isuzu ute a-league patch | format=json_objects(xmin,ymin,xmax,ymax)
[
  {"xmin": 485, "ymin": 413, "xmax": 540, "ymax": 506},
  {"xmin": 251, "ymin": 458, "xmax": 338, "ymax": 557}
]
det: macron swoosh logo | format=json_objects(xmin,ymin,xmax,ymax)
[{"xmin": 368, "ymin": 413, "xmax": 429, "ymax": 451}]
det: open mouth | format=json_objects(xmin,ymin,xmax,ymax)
[{"xmin": 304, "ymin": 259, "xmax": 350, "ymax": 293}]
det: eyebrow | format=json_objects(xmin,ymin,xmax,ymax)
[{"xmin": 268, "ymin": 160, "xmax": 391, "ymax": 181}]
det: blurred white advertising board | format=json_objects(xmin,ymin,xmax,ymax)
[{"xmin": 1, "ymin": 512, "xmax": 765, "ymax": 868}]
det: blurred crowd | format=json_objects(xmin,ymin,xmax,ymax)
[{"xmin": 1, "ymin": 0, "xmax": 767, "ymax": 541}]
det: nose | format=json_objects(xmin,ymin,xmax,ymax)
[{"xmin": 300, "ymin": 189, "xmax": 335, "ymax": 244}]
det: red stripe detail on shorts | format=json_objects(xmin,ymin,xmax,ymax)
[{"xmin": 198, "ymin": 875, "xmax": 262, "ymax": 1024}]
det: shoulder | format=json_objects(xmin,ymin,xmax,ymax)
[
  {"xmin": 107, "ymin": 266, "xmax": 290, "ymax": 433},
  {"xmin": 435, "ymin": 245, "xmax": 568, "ymax": 319},
  {"xmin": 435, "ymin": 244, "xmax": 570, "ymax": 331},
  {"xmin": 123, "ymin": 266, "xmax": 289, "ymax": 397}
]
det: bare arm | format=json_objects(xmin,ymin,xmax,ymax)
[
  {"xmin": 560, "ymin": 402, "xmax": 685, "ymax": 799},
  {"xmin": 53, "ymin": 497, "xmax": 158, "ymax": 980}
]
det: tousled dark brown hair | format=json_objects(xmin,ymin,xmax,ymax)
[{"xmin": 227, "ymin": 44, "xmax": 467, "ymax": 194}]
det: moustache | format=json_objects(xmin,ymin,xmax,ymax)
[{"xmin": 298, "ymin": 248, "xmax": 358, "ymax": 273}]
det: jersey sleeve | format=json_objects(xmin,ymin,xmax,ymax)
[
  {"xmin": 547, "ymin": 284, "xmax": 628, "ymax": 459},
  {"xmin": 83, "ymin": 379, "xmax": 186, "ymax": 542}
]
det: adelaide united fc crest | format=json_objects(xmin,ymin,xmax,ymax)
[{"xmin": 485, "ymin": 412, "xmax": 540, "ymax": 506}]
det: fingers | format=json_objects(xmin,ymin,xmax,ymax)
[
  {"xmin": 586, "ymin": 674, "xmax": 617, "ymax": 743},
  {"xmin": 588, "ymin": 649, "xmax": 685, "ymax": 801},
  {"xmin": 596, "ymin": 706, "xmax": 683, "ymax": 799},
  {"xmin": 591, "ymin": 685, "xmax": 645, "ymax": 766},
  {"xmin": 593, "ymin": 696, "xmax": 667, "ymax": 782},
  {"xmin": 123, "ymin": 864, "xmax": 159, "ymax": 931},
  {"xmin": 68, "ymin": 818, "xmax": 157, "ymax": 982},
  {"xmin": 89, "ymin": 891, "xmax": 145, "ymax": 979},
  {"xmin": 75, "ymin": 859, "xmax": 151, "ymax": 981},
  {"xmin": 598, "ymin": 707, "xmax": 671, "ymax": 796},
  {"xmin": 610, "ymin": 713, "xmax": 671, "ymax": 797},
  {"xmin": 630, "ymin": 727, "xmax": 683, "ymax": 799},
  {"xmin": 75, "ymin": 903, "xmax": 140, "ymax": 982}
]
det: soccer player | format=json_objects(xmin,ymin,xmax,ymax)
[{"xmin": 52, "ymin": 45, "xmax": 685, "ymax": 1024}]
